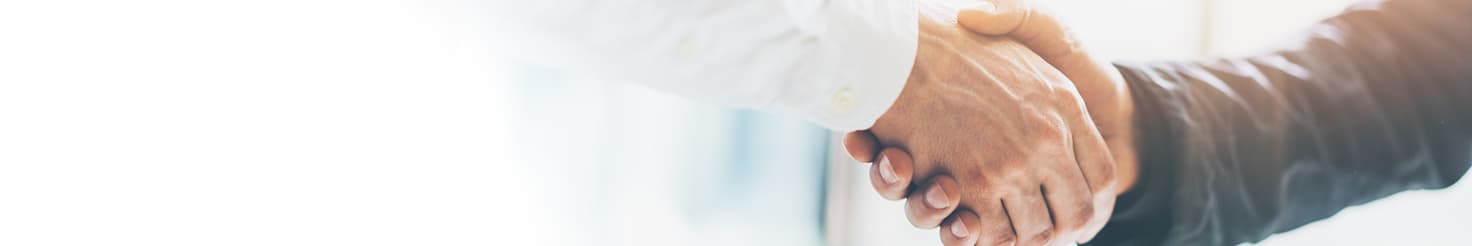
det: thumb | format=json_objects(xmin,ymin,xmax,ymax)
[
  {"xmin": 842, "ymin": 130, "xmax": 882, "ymax": 163},
  {"xmin": 956, "ymin": 0, "xmax": 1075, "ymax": 58}
]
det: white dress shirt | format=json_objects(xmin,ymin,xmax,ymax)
[{"xmin": 501, "ymin": 0, "xmax": 918, "ymax": 131}]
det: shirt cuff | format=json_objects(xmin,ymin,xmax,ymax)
[{"xmin": 779, "ymin": 0, "xmax": 917, "ymax": 131}]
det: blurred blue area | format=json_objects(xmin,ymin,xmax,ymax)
[{"xmin": 509, "ymin": 64, "xmax": 832, "ymax": 245}]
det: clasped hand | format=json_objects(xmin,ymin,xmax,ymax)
[{"xmin": 845, "ymin": 0, "xmax": 1137, "ymax": 245}]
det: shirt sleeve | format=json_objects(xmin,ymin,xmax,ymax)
[
  {"xmin": 1087, "ymin": 0, "xmax": 1472, "ymax": 245},
  {"xmin": 501, "ymin": 0, "xmax": 918, "ymax": 131}
]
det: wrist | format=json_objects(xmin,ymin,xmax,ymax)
[
  {"xmin": 868, "ymin": 60, "xmax": 931, "ymax": 146},
  {"xmin": 869, "ymin": 16, "xmax": 949, "ymax": 146},
  {"xmin": 1109, "ymin": 67, "xmax": 1141, "ymax": 195},
  {"xmin": 1110, "ymin": 112, "xmax": 1139, "ymax": 195}
]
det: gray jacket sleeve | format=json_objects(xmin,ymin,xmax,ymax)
[{"xmin": 1088, "ymin": 0, "xmax": 1472, "ymax": 245}]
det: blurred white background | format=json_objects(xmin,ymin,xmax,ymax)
[
  {"xmin": 1, "ymin": 0, "xmax": 528, "ymax": 245},
  {"xmin": 1, "ymin": 0, "xmax": 1467, "ymax": 246}
]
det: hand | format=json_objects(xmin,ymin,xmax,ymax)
[
  {"xmin": 957, "ymin": 0, "xmax": 1138, "ymax": 198},
  {"xmin": 848, "ymin": 0, "xmax": 1139, "ymax": 244},
  {"xmin": 958, "ymin": 0, "xmax": 1138, "ymax": 242},
  {"xmin": 856, "ymin": 1, "xmax": 1120, "ymax": 245}
]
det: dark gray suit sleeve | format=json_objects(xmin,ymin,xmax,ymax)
[{"xmin": 1087, "ymin": 0, "xmax": 1472, "ymax": 245}]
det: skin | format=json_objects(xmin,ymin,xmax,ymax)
[
  {"xmin": 860, "ymin": 1, "xmax": 1126, "ymax": 245},
  {"xmin": 852, "ymin": 0, "xmax": 1142, "ymax": 245}
]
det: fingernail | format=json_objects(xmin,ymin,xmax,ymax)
[
  {"xmin": 951, "ymin": 219, "xmax": 970, "ymax": 238},
  {"xmin": 925, "ymin": 184, "xmax": 949, "ymax": 209},
  {"xmin": 877, "ymin": 155, "xmax": 899, "ymax": 184},
  {"xmin": 971, "ymin": 1, "xmax": 997, "ymax": 13}
]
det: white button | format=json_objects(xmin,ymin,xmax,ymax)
[
  {"xmin": 677, "ymin": 36, "xmax": 699, "ymax": 59},
  {"xmin": 831, "ymin": 87, "xmax": 855, "ymax": 114}
]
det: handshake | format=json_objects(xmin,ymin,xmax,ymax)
[{"xmin": 845, "ymin": 1, "xmax": 1138, "ymax": 245}]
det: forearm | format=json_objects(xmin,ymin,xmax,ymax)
[
  {"xmin": 1092, "ymin": 0, "xmax": 1472, "ymax": 245},
  {"xmin": 503, "ymin": 0, "xmax": 917, "ymax": 131}
]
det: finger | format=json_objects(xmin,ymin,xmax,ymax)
[
  {"xmin": 870, "ymin": 148, "xmax": 916, "ymax": 200},
  {"xmin": 941, "ymin": 210, "xmax": 981, "ymax": 246},
  {"xmin": 974, "ymin": 198, "xmax": 1017, "ymax": 246},
  {"xmin": 905, "ymin": 175, "xmax": 961, "ymax": 228},
  {"xmin": 1074, "ymin": 194, "xmax": 1114, "ymax": 243},
  {"xmin": 843, "ymin": 130, "xmax": 882, "ymax": 163},
  {"xmin": 1033, "ymin": 128, "xmax": 1096, "ymax": 241},
  {"xmin": 1065, "ymin": 93, "xmax": 1119, "ymax": 244},
  {"xmin": 1040, "ymin": 161, "xmax": 1094, "ymax": 241},
  {"xmin": 1003, "ymin": 189, "xmax": 1056, "ymax": 246},
  {"xmin": 1067, "ymin": 102, "xmax": 1117, "ymax": 201}
]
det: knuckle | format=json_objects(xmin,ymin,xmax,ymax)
[
  {"xmin": 1026, "ymin": 228, "xmax": 1055, "ymax": 246},
  {"xmin": 1097, "ymin": 159, "xmax": 1118, "ymax": 181},
  {"xmin": 1023, "ymin": 113, "xmax": 1063, "ymax": 140},
  {"xmin": 1045, "ymin": 82, "xmax": 1079, "ymax": 98},
  {"xmin": 1087, "ymin": 164, "xmax": 1118, "ymax": 194},
  {"xmin": 987, "ymin": 160, "xmax": 1030, "ymax": 186},
  {"xmin": 1023, "ymin": 118, "xmax": 1068, "ymax": 152},
  {"xmin": 1054, "ymin": 89, "xmax": 1090, "ymax": 116},
  {"xmin": 988, "ymin": 233, "xmax": 1018, "ymax": 246},
  {"xmin": 963, "ymin": 168, "xmax": 993, "ymax": 186},
  {"xmin": 1059, "ymin": 203, "xmax": 1095, "ymax": 231},
  {"xmin": 958, "ymin": 164, "xmax": 1011, "ymax": 193},
  {"xmin": 1051, "ymin": 85, "xmax": 1081, "ymax": 101}
]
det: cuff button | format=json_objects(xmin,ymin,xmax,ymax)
[{"xmin": 831, "ymin": 87, "xmax": 855, "ymax": 114}]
